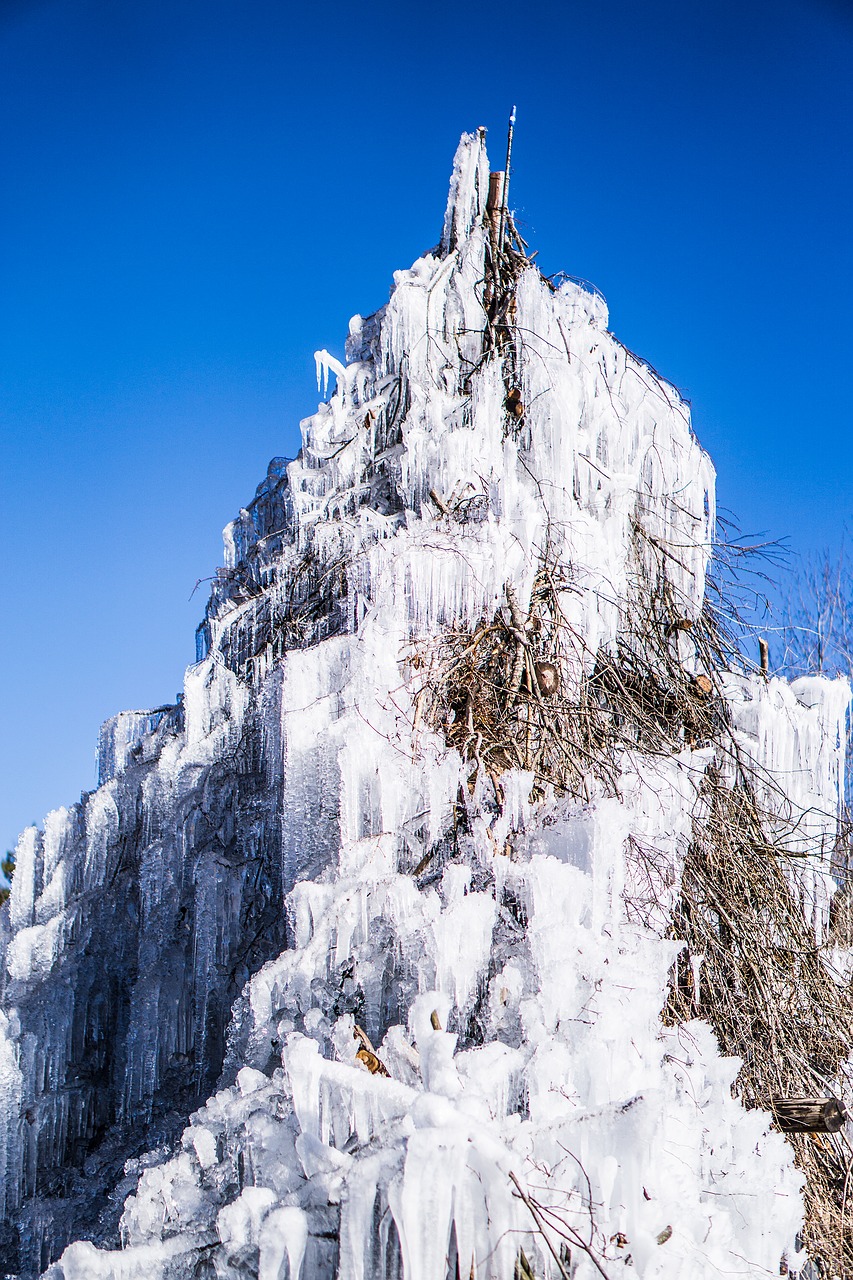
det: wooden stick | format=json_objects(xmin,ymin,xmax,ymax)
[
  {"xmin": 429, "ymin": 488, "xmax": 451, "ymax": 516},
  {"xmin": 497, "ymin": 106, "xmax": 516, "ymax": 251},
  {"xmin": 771, "ymin": 1097, "xmax": 847, "ymax": 1133}
]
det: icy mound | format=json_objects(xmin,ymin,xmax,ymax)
[{"xmin": 0, "ymin": 131, "xmax": 847, "ymax": 1279}]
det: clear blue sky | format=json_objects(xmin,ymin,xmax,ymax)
[{"xmin": 1, "ymin": 0, "xmax": 851, "ymax": 855}]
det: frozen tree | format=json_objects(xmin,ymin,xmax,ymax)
[
  {"xmin": 778, "ymin": 536, "xmax": 853, "ymax": 682},
  {"xmin": 777, "ymin": 536, "xmax": 853, "ymax": 881}
]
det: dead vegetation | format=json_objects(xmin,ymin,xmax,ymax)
[
  {"xmin": 666, "ymin": 779, "xmax": 853, "ymax": 1274},
  {"xmin": 412, "ymin": 529, "xmax": 730, "ymax": 809},
  {"xmin": 411, "ymin": 516, "xmax": 853, "ymax": 1278}
]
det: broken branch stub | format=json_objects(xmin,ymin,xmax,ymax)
[
  {"xmin": 771, "ymin": 1097, "xmax": 847, "ymax": 1134},
  {"xmin": 533, "ymin": 660, "xmax": 559, "ymax": 697}
]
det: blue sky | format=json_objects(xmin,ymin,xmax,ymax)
[{"xmin": 1, "ymin": 0, "xmax": 851, "ymax": 854}]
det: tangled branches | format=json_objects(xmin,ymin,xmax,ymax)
[
  {"xmin": 413, "ymin": 521, "xmax": 852, "ymax": 1277},
  {"xmin": 415, "ymin": 561, "xmax": 613, "ymax": 800},
  {"xmin": 415, "ymin": 538, "xmax": 726, "ymax": 804},
  {"xmin": 666, "ymin": 778, "xmax": 853, "ymax": 1275}
]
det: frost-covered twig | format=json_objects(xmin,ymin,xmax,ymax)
[{"xmin": 509, "ymin": 1171, "xmax": 612, "ymax": 1280}]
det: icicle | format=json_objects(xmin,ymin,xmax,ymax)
[{"xmin": 315, "ymin": 348, "xmax": 346, "ymax": 399}]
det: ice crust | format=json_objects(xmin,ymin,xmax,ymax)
[{"xmin": 0, "ymin": 131, "xmax": 846, "ymax": 1278}]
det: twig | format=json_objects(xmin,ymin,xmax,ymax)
[{"xmin": 509, "ymin": 1171, "xmax": 611, "ymax": 1280}]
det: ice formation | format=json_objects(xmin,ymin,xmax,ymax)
[{"xmin": 0, "ymin": 130, "xmax": 847, "ymax": 1279}]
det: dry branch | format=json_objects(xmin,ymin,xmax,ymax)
[{"xmin": 413, "ymin": 519, "xmax": 853, "ymax": 1276}]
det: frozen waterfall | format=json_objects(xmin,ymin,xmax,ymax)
[{"xmin": 0, "ymin": 129, "xmax": 847, "ymax": 1280}]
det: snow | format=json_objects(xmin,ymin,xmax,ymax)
[{"xmin": 0, "ymin": 129, "xmax": 845, "ymax": 1279}]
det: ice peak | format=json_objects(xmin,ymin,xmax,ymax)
[{"xmin": 440, "ymin": 128, "xmax": 490, "ymax": 256}]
